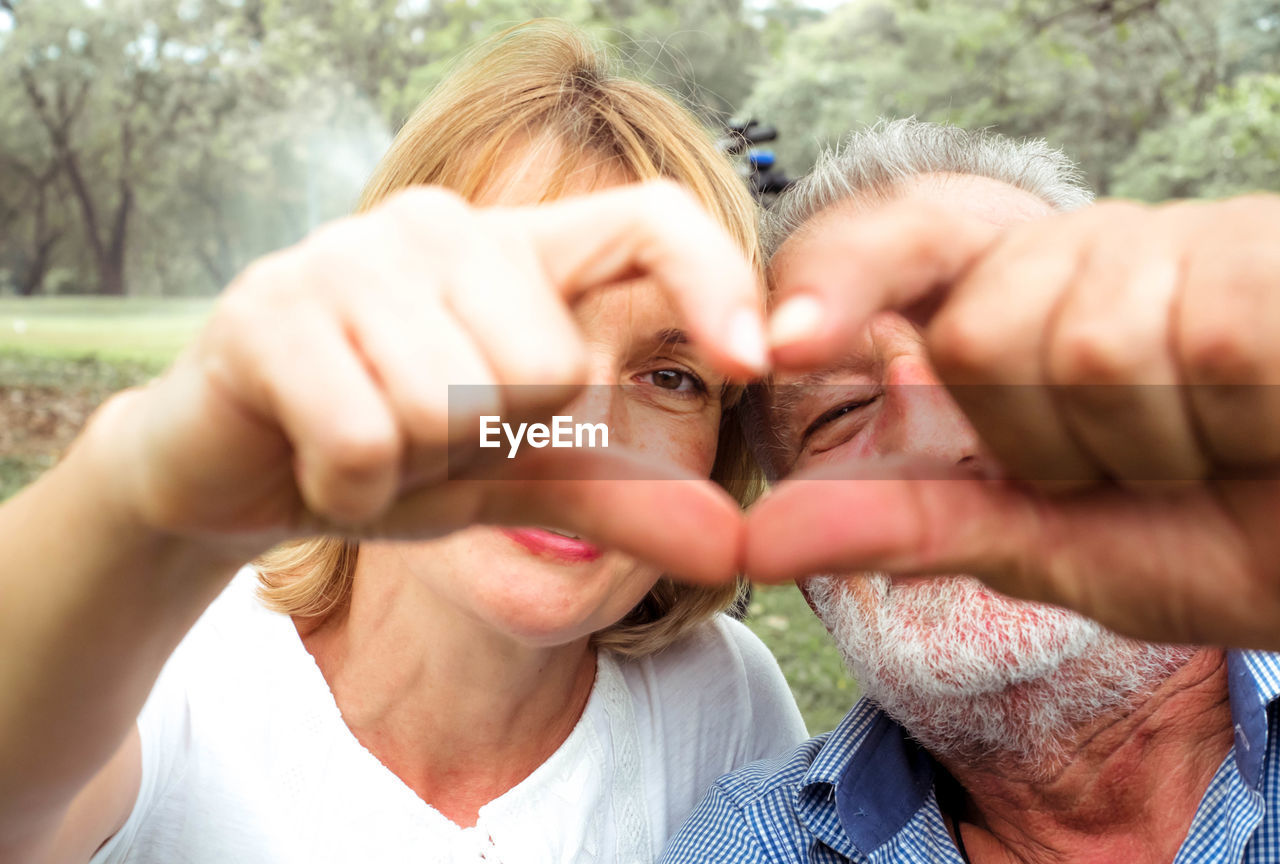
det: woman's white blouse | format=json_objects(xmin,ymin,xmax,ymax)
[{"xmin": 91, "ymin": 570, "xmax": 808, "ymax": 863}]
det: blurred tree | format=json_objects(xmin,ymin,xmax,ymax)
[
  {"xmin": 3, "ymin": 0, "xmax": 271, "ymax": 294},
  {"xmin": 745, "ymin": 0, "xmax": 1280, "ymax": 197},
  {"xmin": 7, "ymin": 0, "xmax": 1274, "ymax": 297},
  {"xmin": 0, "ymin": 74, "xmax": 68, "ymax": 296},
  {"xmin": 1112, "ymin": 74, "xmax": 1280, "ymax": 200},
  {"xmin": 0, "ymin": 158, "xmax": 64, "ymax": 296},
  {"xmin": 607, "ymin": 0, "xmax": 769, "ymax": 122},
  {"xmin": 0, "ymin": 0, "xmax": 773, "ymax": 296}
]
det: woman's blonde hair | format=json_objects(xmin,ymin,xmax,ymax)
[{"xmin": 255, "ymin": 19, "xmax": 763, "ymax": 658}]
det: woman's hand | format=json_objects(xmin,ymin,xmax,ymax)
[{"xmin": 97, "ymin": 181, "xmax": 764, "ymax": 581}]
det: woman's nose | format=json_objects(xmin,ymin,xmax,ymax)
[{"xmin": 560, "ymin": 373, "xmax": 630, "ymax": 446}]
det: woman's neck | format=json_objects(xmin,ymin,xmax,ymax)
[{"xmin": 294, "ymin": 555, "xmax": 599, "ymax": 828}]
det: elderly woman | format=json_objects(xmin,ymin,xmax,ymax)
[{"xmin": 0, "ymin": 20, "xmax": 805, "ymax": 864}]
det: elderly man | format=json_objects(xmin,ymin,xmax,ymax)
[
  {"xmin": 661, "ymin": 119, "xmax": 1280, "ymax": 863},
  {"xmin": 739, "ymin": 135, "xmax": 1280, "ymax": 651}
]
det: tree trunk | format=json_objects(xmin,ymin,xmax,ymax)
[
  {"xmin": 17, "ymin": 234, "xmax": 58, "ymax": 297},
  {"xmin": 97, "ymin": 185, "xmax": 133, "ymax": 297},
  {"xmin": 6, "ymin": 163, "xmax": 62, "ymax": 296}
]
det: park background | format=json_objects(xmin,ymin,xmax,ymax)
[{"xmin": 2, "ymin": 0, "xmax": 1279, "ymax": 732}]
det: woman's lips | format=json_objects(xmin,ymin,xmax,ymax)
[{"xmin": 501, "ymin": 528, "xmax": 604, "ymax": 563}]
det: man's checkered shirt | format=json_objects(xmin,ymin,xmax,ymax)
[{"xmin": 662, "ymin": 651, "xmax": 1280, "ymax": 863}]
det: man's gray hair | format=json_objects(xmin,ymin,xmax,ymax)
[{"xmin": 761, "ymin": 117, "xmax": 1095, "ymax": 261}]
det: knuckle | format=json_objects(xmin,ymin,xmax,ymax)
[
  {"xmin": 397, "ymin": 393, "xmax": 451, "ymax": 445},
  {"xmin": 1089, "ymin": 199, "xmax": 1148, "ymax": 223},
  {"xmin": 927, "ymin": 309, "xmax": 1007, "ymax": 381},
  {"xmin": 1180, "ymin": 323, "xmax": 1261, "ymax": 385},
  {"xmin": 1215, "ymin": 193, "xmax": 1280, "ymax": 221},
  {"xmin": 226, "ymin": 248, "xmax": 294, "ymax": 299},
  {"xmin": 380, "ymin": 186, "xmax": 476, "ymax": 254},
  {"xmin": 315, "ymin": 428, "xmax": 401, "ymax": 485},
  {"xmin": 297, "ymin": 220, "xmax": 366, "ymax": 281},
  {"xmin": 212, "ymin": 257, "xmax": 302, "ymax": 344},
  {"xmin": 303, "ymin": 215, "xmax": 358, "ymax": 252},
  {"xmin": 1049, "ymin": 323, "xmax": 1147, "ymax": 386}
]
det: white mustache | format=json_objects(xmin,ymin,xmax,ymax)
[{"xmin": 807, "ymin": 572, "xmax": 1194, "ymax": 772}]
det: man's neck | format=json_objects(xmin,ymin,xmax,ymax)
[{"xmin": 937, "ymin": 648, "xmax": 1232, "ymax": 864}]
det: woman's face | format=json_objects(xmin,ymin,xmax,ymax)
[{"xmin": 362, "ymin": 147, "xmax": 730, "ymax": 648}]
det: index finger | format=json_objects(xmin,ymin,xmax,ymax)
[
  {"xmin": 500, "ymin": 180, "xmax": 768, "ymax": 379},
  {"xmin": 766, "ymin": 199, "xmax": 999, "ymax": 370}
]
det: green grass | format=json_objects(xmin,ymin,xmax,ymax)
[
  {"xmin": 0, "ymin": 296, "xmax": 211, "ymax": 366},
  {"xmin": 744, "ymin": 583, "xmax": 858, "ymax": 734},
  {"xmin": 0, "ymin": 456, "xmax": 46, "ymax": 501},
  {"xmin": 0, "ymin": 348, "xmax": 167, "ymax": 390}
]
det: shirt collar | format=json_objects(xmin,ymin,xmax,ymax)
[
  {"xmin": 796, "ymin": 696, "xmax": 937, "ymax": 857},
  {"xmin": 1228, "ymin": 650, "xmax": 1280, "ymax": 789},
  {"xmin": 802, "ymin": 650, "xmax": 1280, "ymax": 859}
]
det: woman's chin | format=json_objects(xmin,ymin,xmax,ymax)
[{"xmin": 457, "ymin": 533, "xmax": 654, "ymax": 644}]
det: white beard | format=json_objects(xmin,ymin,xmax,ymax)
[{"xmin": 806, "ymin": 574, "xmax": 1196, "ymax": 778}]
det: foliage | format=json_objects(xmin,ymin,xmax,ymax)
[
  {"xmin": 744, "ymin": 0, "xmax": 1280, "ymax": 197},
  {"xmin": 0, "ymin": 0, "xmax": 780, "ymax": 298},
  {"xmin": 1112, "ymin": 74, "xmax": 1280, "ymax": 200},
  {"xmin": 6, "ymin": 0, "xmax": 1276, "ymax": 300}
]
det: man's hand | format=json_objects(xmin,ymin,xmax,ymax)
[
  {"xmin": 767, "ymin": 195, "xmax": 1280, "ymax": 489},
  {"xmin": 753, "ymin": 194, "xmax": 1280, "ymax": 646}
]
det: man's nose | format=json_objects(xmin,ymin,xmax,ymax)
[{"xmin": 880, "ymin": 353, "xmax": 985, "ymax": 470}]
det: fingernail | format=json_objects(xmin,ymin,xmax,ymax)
[
  {"xmin": 727, "ymin": 307, "xmax": 768, "ymax": 372},
  {"xmin": 769, "ymin": 295, "xmax": 824, "ymax": 348}
]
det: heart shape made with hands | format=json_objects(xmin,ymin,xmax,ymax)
[{"xmin": 386, "ymin": 192, "xmax": 1280, "ymax": 649}]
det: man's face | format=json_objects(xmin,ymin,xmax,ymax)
[{"xmin": 764, "ymin": 174, "xmax": 1191, "ymax": 765}]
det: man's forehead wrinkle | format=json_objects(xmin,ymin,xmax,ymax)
[{"xmin": 901, "ymin": 172, "xmax": 1055, "ymax": 227}]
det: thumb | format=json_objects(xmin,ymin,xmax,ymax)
[
  {"xmin": 767, "ymin": 200, "xmax": 998, "ymax": 370},
  {"xmin": 743, "ymin": 459, "xmax": 1257, "ymax": 645},
  {"xmin": 377, "ymin": 446, "xmax": 745, "ymax": 586},
  {"xmin": 743, "ymin": 460, "xmax": 1042, "ymax": 585}
]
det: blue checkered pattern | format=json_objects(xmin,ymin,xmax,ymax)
[{"xmin": 661, "ymin": 651, "xmax": 1280, "ymax": 863}]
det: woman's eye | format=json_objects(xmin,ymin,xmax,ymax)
[{"xmin": 643, "ymin": 369, "xmax": 706, "ymax": 394}]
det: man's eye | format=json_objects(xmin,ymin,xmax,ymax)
[
  {"xmin": 642, "ymin": 369, "xmax": 707, "ymax": 394},
  {"xmin": 802, "ymin": 396, "xmax": 878, "ymax": 452}
]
